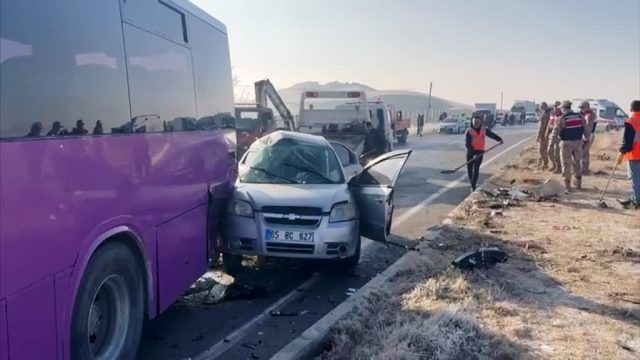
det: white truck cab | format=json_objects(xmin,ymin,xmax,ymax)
[
  {"xmin": 298, "ymin": 91, "xmax": 392, "ymax": 156},
  {"xmin": 336, "ymin": 100, "xmax": 395, "ymax": 151}
]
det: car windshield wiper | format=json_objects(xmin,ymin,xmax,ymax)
[
  {"xmin": 284, "ymin": 163, "xmax": 335, "ymax": 184},
  {"xmin": 249, "ymin": 166, "xmax": 296, "ymax": 183}
]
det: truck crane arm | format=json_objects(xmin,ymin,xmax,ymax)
[{"xmin": 254, "ymin": 79, "xmax": 295, "ymax": 130}]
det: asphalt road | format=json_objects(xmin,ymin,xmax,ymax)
[{"xmin": 137, "ymin": 124, "xmax": 538, "ymax": 360}]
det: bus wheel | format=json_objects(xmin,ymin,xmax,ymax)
[{"xmin": 71, "ymin": 242, "xmax": 144, "ymax": 360}]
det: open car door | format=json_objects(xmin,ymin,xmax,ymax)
[{"xmin": 349, "ymin": 149, "xmax": 412, "ymax": 243}]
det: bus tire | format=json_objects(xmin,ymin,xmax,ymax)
[{"xmin": 71, "ymin": 242, "xmax": 144, "ymax": 360}]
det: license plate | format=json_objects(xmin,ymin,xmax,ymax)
[{"xmin": 265, "ymin": 229, "xmax": 314, "ymax": 242}]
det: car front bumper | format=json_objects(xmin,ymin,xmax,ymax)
[{"xmin": 222, "ymin": 212, "xmax": 360, "ymax": 260}]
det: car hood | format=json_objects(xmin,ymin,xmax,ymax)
[{"xmin": 234, "ymin": 183, "xmax": 351, "ymax": 213}]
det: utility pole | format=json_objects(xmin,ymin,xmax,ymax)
[{"xmin": 426, "ymin": 81, "xmax": 432, "ymax": 122}]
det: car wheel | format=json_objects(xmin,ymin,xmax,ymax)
[
  {"xmin": 223, "ymin": 253, "xmax": 243, "ymax": 275},
  {"xmin": 339, "ymin": 237, "xmax": 361, "ymax": 270},
  {"xmin": 71, "ymin": 242, "xmax": 144, "ymax": 360}
]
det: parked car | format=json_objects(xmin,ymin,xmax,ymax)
[
  {"xmin": 437, "ymin": 117, "xmax": 467, "ymax": 134},
  {"xmin": 222, "ymin": 131, "xmax": 411, "ymax": 273}
]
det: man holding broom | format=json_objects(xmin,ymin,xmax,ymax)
[{"xmin": 465, "ymin": 115, "xmax": 503, "ymax": 192}]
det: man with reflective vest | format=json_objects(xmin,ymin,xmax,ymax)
[
  {"xmin": 547, "ymin": 101, "xmax": 563, "ymax": 173},
  {"xmin": 535, "ymin": 102, "xmax": 551, "ymax": 169},
  {"xmin": 579, "ymin": 101, "xmax": 597, "ymax": 175},
  {"xmin": 616, "ymin": 100, "xmax": 640, "ymax": 209},
  {"xmin": 552, "ymin": 100, "xmax": 590, "ymax": 191},
  {"xmin": 465, "ymin": 115, "xmax": 503, "ymax": 192}
]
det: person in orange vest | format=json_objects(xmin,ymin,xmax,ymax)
[
  {"xmin": 547, "ymin": 101, "xmax": 562, "ymax": 173},
  {"xmin": 616, "ymin": 100, "xmax": 640, "ymax": 209},
  {"xmin": 465, "ymin": 115, "xmax": 503, "ymax": 192}
]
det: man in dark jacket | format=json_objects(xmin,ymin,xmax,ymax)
[
  {"xmin": 363, "ymin": 121, "xmax": 386, "ymax": 161},
  {"xmin": 417, "ymin": 114, "xmax": 425, "ymax": 136},
  {"xmin": 552, "ymin": 101, "xmax": 590, "ymax": 191},
  {"xmin": 465, "ymin": 115, "xmax": 503, "ymax": 192}
]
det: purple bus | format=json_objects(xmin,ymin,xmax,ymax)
[{"xmin": 0, "ymin": 1, "xmax": 236, "ymax": 359}]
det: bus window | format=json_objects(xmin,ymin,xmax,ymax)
[
  {"xmin": 121, "ymin": 0, "xmax": 188, "ymax": 44},
  {"xmin": 124, "ymin": 24, "xmax": 197, "ymax": 131},
  {"xmin": 0, "ymin": 0, "xmax": 130, "ymax": 139}
]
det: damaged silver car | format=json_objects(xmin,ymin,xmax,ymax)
[{"xmin": 222, "ymin": 131, "xmax": 411, "ymax": 273}]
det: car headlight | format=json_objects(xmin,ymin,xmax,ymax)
[
  {"xmin": 228, "ymin": 199, "xmax": 253, "ymax": 217},
  {"xmin": 330, "ymin": 202, "xmax": 356, "ymax": 223}
]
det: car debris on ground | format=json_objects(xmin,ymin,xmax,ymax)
[{"xmin": 451, "ymin": 247, "xmax": 508, "ymax": 270}]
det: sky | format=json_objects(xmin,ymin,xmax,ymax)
[{"xmin": 192, "ymin": 0, "xmax": 640, "ymax": 109}]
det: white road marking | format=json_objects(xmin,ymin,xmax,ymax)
[
  {"xmin": 193, "ymin": 275, "xmax": 322, "ymax": 360},
  {"xmin": 391, "ymin": 136, "xmax": 533, "ymax": 229},
  {"xmin": 360, "ymin": 135, "xmax": 533, "ymax": 251},
  {"xmin": 194, "ymin": 135, "xmax": 533, "ymax": 359}
]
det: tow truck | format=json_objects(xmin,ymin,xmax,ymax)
[
  {"xmin": 234, "ymin": 79, "xmax": 295, "ymax": 157},
  {"xmin": 299, "ymin": 91, "xmax": 373, "ymax": 164}
]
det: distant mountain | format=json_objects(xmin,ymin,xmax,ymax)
[{"xmin": 276, "ymin": 81, "xmax": 471, "ymax": 116}]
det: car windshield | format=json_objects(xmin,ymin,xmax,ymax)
[
  {"xmin": 615, "ymin": 108, "xmax": 628, "ymax": 118},
  {"xmin": 241, "ymin": 138, "xmax": 344, "ymax": 184}
]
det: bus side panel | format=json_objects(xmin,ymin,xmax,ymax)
[
  {"xmin": 7, "ymin": 278, "xmax": 56, "ymax": 360},
  {"xmin": 157, "ymin": 205, "xmax": 208, "ymax": 313},
  {"xmin": 0, "ymin": 299, "xmax": 7, "ymax": 360},
  {"xmin": 0, "ymin": 0, "xmax": 131, "ymax": 298},
  {"xmin": 54, "ymin": 269, "xmax": 72, "ymax": 360}
]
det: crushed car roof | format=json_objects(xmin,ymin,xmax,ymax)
[{"xmin": 251, "ymin": 131, "xmax": 331, "ymax": 150}]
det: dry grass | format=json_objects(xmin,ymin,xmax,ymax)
[{"xmin": 320, "ymin": 132, "xmax": 639, "ymax": 360}]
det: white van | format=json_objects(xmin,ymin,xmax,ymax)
[{"xmin": 572, "ymin": 99, "xmax": 628, "ymax": 131}]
